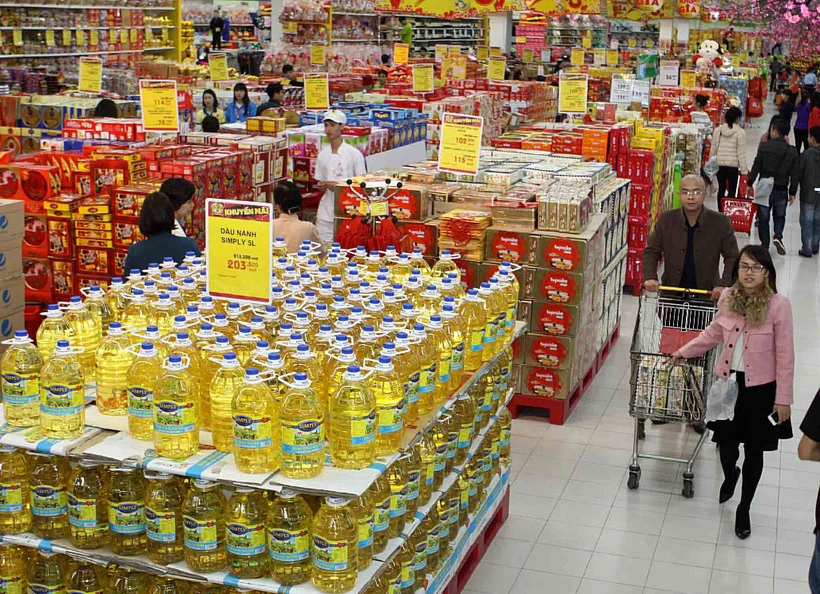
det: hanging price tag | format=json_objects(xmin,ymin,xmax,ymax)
[
  {"xmin": 413, "ymin": 64, "xmax": 434, "ymax": 93},
  {"xmin": 209, "ymin": 52, "xmax": 228, "ymax": 81},
  {"xmin": 283, "ymin": 21, "xmax": 297, "ymax": 33},
  {"xmin": 607, "ymin": 49, "xmax": 619, "ymax": 65},
  {"xmin": 477, "ymin": 46, "xmax": 489, "ymax": 62},
  {"xmin": 304, "ymin": 73, "xmax": 329, "ymax": 110},
  {"xmin": 12, "ymin": 30, "xmax": 22, "ymax": 46},
  {"xmin": 394, "ymin": 43, "xmax": 409, "ymax": 64},
  {"xmin": 523, "ymin": 49, "xmax": 534, "ymax": 63},
  {"xmin": 130, "ymin": 29, "xmax": 137, "ymax": 43},
  {"xmin": 680, "ymin": 70, "xmax": 697, "ymax": 88},
  {"xmin": 90, "ymin": 30, "xmax": 98, "ymax": 45},
  {"xmin": 63, "ymin": 30, "xmax": 72, "ymax": 46},
  {"xmin": 442, "ymin": 54, "xmax": 467, "ymax": 81},
  {"xmin": 76, "ymin": 30, "xmax": 86, "ymax": 45},
  {"xmin": 361, "ymin": 200, "xmax": 388, "ymax": 217},
  {"xmin": 488, "ymin": 56, "xmax": 506, "ymax": 81},
  {"xmin": 120, "ymin": 29, "xmax": 128, "ymax": 44},
  {"xmin": 448, "ymin": 46, "xmax": 460, "ymax": 55},
  {"xmin": 139, "ymin": 79, "xmax": 180, "ymax": 132},
  {"xmin": 78, "ymin": 57, "xmax": 103, "ymax": 95},
  {"xmin": 610, "ymin": 76, "xmax": 633, "ymax": 104},
  {"xmin": 571, "ymin": 48, "xmax": 584, "ymax": 66},
  {"xmin": 310, "ymin": 43, "xmax": 326, "ymax": 66},
  {"xmin": 582, "ymin": 36, "xmax": 591, "ymax": 49},
  {"xmin": 558, "ymin": 74, "xmax": 588, "ymax": 114},
  {"xmin": 438, "ymin": 113, "xmax": 483, "ymax": 176},
  {"xmin": 45, "ymin": 30, "xmax": 55, "ymax": 47}
]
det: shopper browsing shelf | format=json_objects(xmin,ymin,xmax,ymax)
[
  {"xmin": 123, "ymin": 192, "xmax": 201, "ymax": 273},
  {"xmin": 225, "ymin": 82, "xmax": 257, "ymax": 123},
  {"xmin": 399, "ymin": 16, "xmax": 412, "ymax": 45},
  {"xmin": 314, "ymin": 110, "xmax": 366, "ymax": 244},
  {"xmin": 273, "ymin": 181, "xmax": 325, "ymax": 256},
  {"xmin": 159, "ymin": 178, "xmax": 196, "ymax": 238},
  {"xmin": 195, "ymin": 89, "xmax": 225, "ymax": 127},
  {"xmin": 283, "ymin": 64, "xmax": 304, "ymax": 88},
  {"xmin": 671, "ymin": 245, "xmax": 794, "ymax": 541},
  {"xmin": 711, "ymin": 106, "xmax": 747, "ymax": 211}
]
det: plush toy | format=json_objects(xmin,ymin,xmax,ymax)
[{"xmin": 695, "ymin": 39, "xmax": 724, "ymax": 78}]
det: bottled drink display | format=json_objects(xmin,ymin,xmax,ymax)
[{"xmin": 145, "ymin": 472, "xmax": 185, "ymax": 565}]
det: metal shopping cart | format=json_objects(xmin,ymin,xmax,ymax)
[{"xmin": 627, "ymin": 287, "xmax": 719, "ymax": 498}]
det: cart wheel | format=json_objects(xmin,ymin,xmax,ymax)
[
  {"xmin": 637, "ymin": 419, "xmax": 646, "ymax": 440},
  {"xmin": 682, "ymin": 479, "xmax": 695, "ymax": 498},
  {"xmin": 627, "ymin": 467, "xmax": 641, "ymax": 490}
]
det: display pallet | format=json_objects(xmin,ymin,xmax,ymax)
[{"xmin": 509, "ymin": 322, "xmax": 621, "ymax": 424}]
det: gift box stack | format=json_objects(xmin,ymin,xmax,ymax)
[
  {"xmin": 439, "ymin": 209, "xmax": 492, "ymax": 262},
  {"xmin": 648, "ymin": 87, "xmax": 726, "ymax": 127}
]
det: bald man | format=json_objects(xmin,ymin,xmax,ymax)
[{"xmin": 643, "ymin": 174, "xmax": 739, "ymax": 299}]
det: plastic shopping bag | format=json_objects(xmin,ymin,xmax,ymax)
[{"xmin": 704, "ymin": 373, "xmax": 739, "ymax": 423}]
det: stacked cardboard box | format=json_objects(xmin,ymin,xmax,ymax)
[{"xmin": 0, "ymin": 199, "xmax": 24, "ymax": 345}]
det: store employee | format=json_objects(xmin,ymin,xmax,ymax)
[{"xmin": 314, "ymin": 110, "xmax": 366, "ymax": 244}]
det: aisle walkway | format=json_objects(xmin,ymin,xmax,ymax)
[{"xmin": 473, "ymin": 105, "xmax": 820, "ymax": 593}]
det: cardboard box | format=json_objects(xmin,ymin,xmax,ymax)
[
  {"xmin": 0, "ymin": 273, "xmax": 24, "ymax": 316},
  {"xmin": 519, "ymin": 365, "xmax": 575, "ymax": 399},
  {"xmin": 524, "ymin": 333, "xmax": 576, "ymax": 369},
  {"xmin": 0, "ymin": 308, "xmax": 25, "ymax": 345},
  {"xmin": 485, "ymin": 227, "xmax": 537, "ymax": 264},
  {"xmin": 0, "ymin": 235, "xmax": 22, "ymax": 279},
  {"xmin": 0, "ymin": 198, "xmax": 24, "ymax": 244},
  {"xmin": 526, "ymin": 267, "xmax": 590, "ymax": 305},
  {"xmin": 529, "ymin": 302, "xmax": 586, "ymax": 336},
  {"xmin": 22, "ymin": 214, "xmax": 48, "ymax": 258}
]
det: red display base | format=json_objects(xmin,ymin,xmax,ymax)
[
  {"xmin": 510, "ymin": 322, "xmax": 621, "ymax": 425},
  {"xmin": 439, "ymin": 487, "xmax": 511, "ymax": 594}
]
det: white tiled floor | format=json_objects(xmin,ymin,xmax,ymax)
[{"xmin": 468, "ymin": 105, "xmax": 820, "ymax": 593}]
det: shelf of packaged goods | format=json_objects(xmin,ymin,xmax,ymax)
[
  {"xmin": 0, "ymin": 25, "xmax": 176, "ymax": 30},
  {"xmin": 332, "ymin": 10, "xmax": 377, "ymax": 16},
  {"xmin": 144, "ymin": 46, "xmax": 176, "ymax": 51},
  {"xmin": 611, "ymin": 30, "xmax": 659, "ymax": 35},
  {"xmin": 380, "ymin": 13, "xmax": 483, "ymax": 20},
  {"xmin": 0, "ymin": 3, "xmax": 175, "ymax": 8},
  {"xmin": 192, "ymin": 22, "xmax": 256, "ymax": 27},
  {"xmin": 0, "ymin": 49, "xmax": 145, "ymax": 58},
  {"xmin": 333, "ymin": 38, "xmax": 379, "ymax": 43},
  {"xmin": 279, "ymin": 19, "xmax": 330, "ymax": 25}
]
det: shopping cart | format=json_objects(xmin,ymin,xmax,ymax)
[
  {"xmin": 627, "ymin": 287, "xmax": 718, "ymax": 498},
  {"xmin": 723, "ymin": 197, "xmax": 757, "ymax": 236}
]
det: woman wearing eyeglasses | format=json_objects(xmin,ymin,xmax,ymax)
[{"xmin": 670, "ymin": 245, "xmax": 794, "ymax": 541}]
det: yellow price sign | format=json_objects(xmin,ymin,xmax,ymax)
[
  {"xmin": 628, "ymin": 38, "xmax": 636, "ymax": 48},
  {"xmin": 78, "ymin": 57, "xmax": 102, "ymax": 95},
  {"xmin": 607, "ymin": 49, "xmax": 619, "ymax": 65},
  {"xmin": 523, "ymin": 49, "xmax": 534, "ymax": 63},
  {"xmin": 310, "ymin": 43, "xmax": 326, "ymax": 66},
  {"xmin": 206, "ymin": 199, "xmax": 273, "ymax": 305},
  {"xmin": 477, "ymin": 46, "xmax": 489, "ymax": 62},
  {"xmin": 139, "ymin": 79, "xmax": 179, "ymax": 132},
  {"xmin": 438, "ymin": 113, "xmax": 483, "ymax": 176},
  {"xmin": 582, "ymin": 36, "xmax": 591, "ymax": 49},
  {"xmin": 62, "ymin": 30, "xmax": 71, "ymax": 45},
  {"xmin": 394, "ymin": 43, "xmax": 410, "ymax": 64},
  {"xmin": 304, "ymin": 73, "xmax": 329, "ymax": 110},
  {"xmin": 488, "ymin": 56, "xmax": 506, "ymax": 81},
  {"xmin": 209, "ymin": 52, "xmax": 228, "ymax": 81},
  {"xmin": 76, "ymin": 30, "xmax": 86, "ymax": 45},
  {"xmin": 680, "ymin": 70, "xmax": 697, "ymax": 88},
  {"xmin": 594, "ymin": 48, "xmax": 606, "ymax": 65},
  {"xmin": 361, "ymin": 200, "xmax": 388, "ymax": 217},
  {"xmin": 448, "ymin": 46, "xmax": 460, "ymax": 55},
  {"xmin": 130, "ymin": 29, "xmax": 137, "ymax": 43},
  {"xmin": 12, "ymin": 30, "xmax": 22, "ymax": 46},
  {"xmin": 435, "ymin": 44, "xmax": 448, "ymax": 62},
  {"xmin": 559, "ymin": 74, "xmax": 588, "ymax": 114},
  {"xmin": 413, "ymin": 64, "xmax": 434, "ymax": 93},
  {"xmin": 571, "ymin": 48, "xmax": 585, "ymax": 66},
  {"xmin": 490, "ymin": 47, "xmax": 502, "ymax": 57},
  {"xmin": 45, "ymin": 30, "xmax": 55, "ymax": 47},
  {"xmin": 283, "ymin": 21, "xmax": 297, "ymax": 33},
  {"xmin": 90, "ymin": 30, "xmax": 98, "ymax": 45},
  {"xmin": 120, "ymin": 29, "xmax": 128, "ymax": 44},
  {"xmin": 146, "ymin": 28, "xmax": 154, "ymax": 41}
]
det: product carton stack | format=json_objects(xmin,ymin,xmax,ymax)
[{"xmin": 0, "ymin": 199, "xmax": 24, "ymax": 345}]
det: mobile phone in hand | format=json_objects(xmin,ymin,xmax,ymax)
[{"xmin": 768, "ymin": 411, "xmax": 779, "ymax": 426}]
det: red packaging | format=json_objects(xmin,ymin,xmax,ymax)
[
  {"xmin": 387, "ymin": 187, "xmax": 429, "ymax": 221},
  {"xmin": 113, "ymin": 220, "xmax": 145, "ymax": 250},
  {"xmin": 335, "ymin": 186, "xmax": 362, "ymax": 217},
  {"xmin": 238, "ymin": 150, "xmax": 253, "ymax": 193},
  {"xmin": 485, "ymin": 227, "xmax": 534, "ymax": 263},
  {"xmin": 627, "ymin": 216, "xmax": 650, "ymax": 249},
  {"xmin": 46, "ymin": 217, "xmax": 73, "ymax": 258},
  {"xmin": 112, "ymin": 250, "xmax": 128, "ymax": 278},
  {"xmin": 22, "ymin": 214, "xmax": 48, "ymax": 258},
  {"xmin": 530, "ymin": 268, "xmax": 587, "ymax": 304},
  {"xmin": 455, "ymin": 260, "xmax": 481, "ymax": 291},
  {"xmin": 525, "ymin": 333, "xmax": 575, "ymax": 369},
  {"xmin": 536, "ymin": 235, "xmax": 592, "ymax": 272},
  {"xmin": 51, "ymin": 259, "xmax": 76, "ymax": 301},
  {"xmin": 530, "ymin": 303, "xmax": 583, "ymax": 336},
  {"xmin": 114, "ymin": 183, "xmax": 157, "ymax": 219},
  {"xmin": 398, "ymin": 220, "xmax": 438, "ymax": 256},
  {"xmin": 521, "ymin": 366, "xmax": 573, "ymax": 399},
  {"xmin": 90, "ymin": 158, "xmax": 131, "ymax": 197},
  {"xmin": 76, "ymin": 274, "xmax": 111, "ymax": 292},
  {"xmin": 22, "ymin": 257, "xmax": 52, "ymax": 303},
  {"xmin": 76, "ymin": 247, "xmax": 112, "ymax": 275}
]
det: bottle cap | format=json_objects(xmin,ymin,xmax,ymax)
[
  {"xmin": 280, "ymin": 488, "xmax": 297, "ymax": 498},
  {"xmin": 379, "ymin": 355, "xmax": 391, "ymax": 365},
  {"xmin": 342, "ymin": 347, "xmax": 354, "ymax": 355},
  {"xmin": 320, "ymin": 325, "xmax": 332, "ymax": 333},
  {"xmin": 295, "ymin": 372, "xmax": 308, "ymax": 381},
  {"xmin": 363, "ymin": 325, "xmax": 375, "ymax": 333},
  {"xmin": 268, "ymin": 352, "xmax": 282, "ymax": 361},
  {"xmin": 169, "ymin": 355, "xmax": 182, "ymax": 363},
  {"xmin": 256, "ymin": 341, "xmax": 269, "ymax": 349},
  {"xmin": 14, "ymin": 330, "xmax": 27, "ymax": 338},
  {"xmin": 246, "ymin": 368, "xmax": 259, "ymax": 377},
  {"xmin": 347, "ymin": 365, "xmax": 360, "ymax": 373},
  {"xmin": 56, "ymin": 339, "xmax": 69, "ymax": 348},
  {"xmin": 297, "ymin": 344, "xmax": 309, "ymax": 352},
  {"xmin": 384, "ymin": 342, "xmax": 395, "ymax": 350},
  {"xmin": 177, "ymin": 332, "xmax": 189, "ymax": 340},
  {"xmin": 216, "ymin": 336, "xmax": 229, "ymax": 344},
  {"xmin": 141, "ymin": 342, "xmax": 154, "ymax": 351},
  {"xmin": 224, "ymin": 352, "xmax": 237, "ymax": 361},
  {"xmin": 147, "ymin": 325, "xmax": 159, "ymax": 333},
  {"xmin": 174, "ymin": 315, "xmax": 186, "ymax": 323}
]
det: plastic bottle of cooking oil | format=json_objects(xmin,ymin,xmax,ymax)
[
  {"xmin": 409, "ymin": 528, "xmax": 427, "ymax": 590},
  {"xmin": 150, "ymin": 294, "xmax": 177, "ymax": 337},
  {"xmin": 457, "ymin": 471, "xmax": 470, "ymax": 527},
  {"xmin": 440, "ymin": 304, "xmax": 466, "ymax": 393},
  {"xmin": 427, "ymin": 316, "xmax": 453, "ymax": 403},
  {"xmin": 476, "ymin": 283, "xmax": 500, "ymax": 361},
  {"xmin": 392, "ymin": 333, "xmax": 420, "ymax": 426},
  {"xmin": 369, "ymin": 473, "xmax": 390, "ymax": 554},
  {"xmin": 329, "ymin": 366, "xmax": 376, "ymax": 470},
  {"xmin": 403, "ymin": 449, "xmax": 422, "ymax": 518},
  {"xmin": 397, "ymin": 540, "xmax": 415, "ymax": 594},
  {"xmin": 183, "ymin": 480, "xmax": 227, "ymax": 573},
  {"xmin": 165, "ymin": 331, "xmax": 203, "ymax": 388},
  {"xmin": 37, "ymin": 305, "xmax": 74, "ymax": 364},
  {"xmin": 386, "ymin": 463, "xmax": 407, "ymax": 539},
  {"xmin": 95, "ymin": 322, "xmax": 134, "ymax": 416},
  {"xmin": 430, "ymin": 250, "xmax": 459, "ymax": 281},
  {"xmin": 153, "ymin": 355, "xmax": 199, "ymax": 460},
  {"xmin": 369, "ymin": 356, "xmax": 405, "ymax": 457},
  {"xmin": 279, "ymin": 372, "xmax": 324, "ymax": 479},
  {"xmin": 467, "ymin": 458, "xmax": 480, "ymax": 514},
  {"xmin": 390, "ymin": 253, "xmax": 413, "ymax": 285},
  {"xmin": 0, "ymin": 446, "xmax": 29, "ymax": 535},
  {"xmin": 496, "ymin": 270, "xmax": 518, "ymax": 341},
  {"xmin": 126, "ymin": 343, "xmax": 161, "ymax": 441},
  {"xmin": 481, "ymin": 435, "xmax": 494, "ymax": 489},
  {"xmin": 208, "ymin": 352, "xmax": 243, "ymax": 453},
  {"xmin": 226, "ymin": 488, "xmax": 268, "ymax": 579},
  {"xmin": 28, "ymin": 452, "xmax": 70, "ymax": 539},
  {"xmin": 409, "ymin": 248, "xmax": 431, "ymax": 276},
  {"xmin": 0, "ymin": 544, "xmax": 26, "ymax": 594},
  {"xmin": 415, "ymin": 433, "xmax": 436, "ymax": 506},
  {"xmin": 496, "ymin": 349, "xmax": 511, "ymax": 403},
  {"xmin": 68, "ymin": 562, "xmax": 107, "ymax": 594},
  {"xmin": 431, "ymin": 420, "xmax": 448, "ymax": 489},
  {"xmin": 231, "ymin": 327, "xmax": 259, "ymax": 368},
  {"xmin": 27, "ymin": 551, "xmax": 66, "ymax": 594},
  {"xmin": 67, "ymin": 461, "xmax": 109, "ymax": 549},
  {"xmin": 121, "ymin": 289, "xmax": 154, "ymax": 334},
  {"xmin": 39, "ymin": 340, "xmax": 85, "ymax": 439},
  {"xmin": 423, "ymin": 506, "xmax": 440, "ymax": 574},
  {"xmin": 453, "ymin": 394, "xmax": 476, "ymax": 466},
  {"xmin": 311, "ymin": 497, "xmax": 358, "ymax": 594},
  {"xmin": 1, "ymin": 330, "xmax": 43, "ymax": 427},
  {"xmin": 415, "ymin": 284, "xmax": 439, "ymax": 322},
  {"xmin": 201, "ymin": 335, "xmax": 232, "ymax": 430},
  {"xmin": 110, "ymin": 567, "xmax": 144, "ymax": 594},
  {"xmin": 446, "ymin": 484, "xmax": 460, "ymax": 535},
  {"xmin": 479, "ymin": 371, "xmax": 497, "ymax": 429},
  {"xmin": 146, "ymin": 576, "xmax": 185, "ymax": 594},
  {"xmin": 260, "ymin": 351, "xmax": 285, "ymax": 405},
  {"xmin": 144, "ymin": 472, "xmax": 184, "ymax": 565},
  {"xmin": 410, "ymin": 324, "xmax": 437, "ymax": 416},
  {"xmin": 460, "ymin": 289, "xmax": 486, "ymax": 373},
  {"xmin": 435, "ymin": 498, "xmax": 451, "ymax": 562},
  {"xmin": 497, "ymin": 406, "xmax": 512, "ymax": 467},
  {"xmin": 108, "ymin": 467, "xmax": 146, "ymax": 556},
  {"xmin": 268, "ymin": 489, "xmax": 313, "ymax": 585},
  {"xmin": 439, "ymin": 414, "xmax": 458, "ymax": 475},
  {"xmin": 64, "ymin": 296, "xmax": 100, "ymax": 383},
  {"xmin": 351, "ymin": 489, "xmax": 373, "ymax": 570},
  {"xmin": 232, "ymin": 368, "xmax": 279, "ymax": 474},
  {"xmin": 487, "ymin": 278, "xmax": 509, "ymax": 347},
  {"xmin": 467, "ymin": 383, "xmax": 483, "ymax": 433}
]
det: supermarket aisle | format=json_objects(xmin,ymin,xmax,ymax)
[{"xmin": 471, "ymin": 109, "xmax": 820, "ymax": 593}]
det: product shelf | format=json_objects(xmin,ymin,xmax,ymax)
[
  {"xmin": 0, "ymin": 49, "xmax": 145, "ymax": 59},
  {"xmin": 0, "ymin": 25, "xmax": 176, "ymax": 30},
  {"xmin": 0, "ymin": 3, "xmax": 175, "ymax": 8}
]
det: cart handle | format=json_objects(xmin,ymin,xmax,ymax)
[{"xmin": 658, "ymin": 286, "xmax": 712, "ymax": 297}]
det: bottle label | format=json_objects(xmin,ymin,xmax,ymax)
[
  {"xmin": 233, "ymin": 414, "xmax": 273, "ymax": 450},
  {"xmin": 434, "ymin": 445, "xmax": 447, "ymax": 472},
  {"xmin": 227, "ymin": 521, "xmax": 267, "ymax": 556},
  {"xmin": 378, "ymin": 401, "xmax": 405, "ymax": 435},
  {"xmin": 506, "ymin": 307, "xmax": 515, "ymax": 329},
  {"xmin": 446, "ymin": 433, "xmax": 457, "ymax": 459},
  {"xmin": 358, "ymin": 515, "xmax": 373, "ymax": 548},
  {"xmin": 183, "ymin": 515, "xmax": 218, "ymax": 550},
  {"xmin": 492, "ymin": 380, "xmax": 501, "ymax": 403},
  {"xmin": 407, "ymin": 371, "xmax": 420, "ymax": 403},
  {"xmin": 27, "ymin": 585, "xmax": 64, "ymax": 594},
  {"xmin": 145, "ymin": 506, "xmax": 177, "ymax": 543},
  {"xmin": 108, "ymin": 500, "xmax": 145, "ymax": 534},
  {"xmin": 439, "ymin": 355, "xmax": 451, "ymax": 383},
  {"xmin": 0, "ymin": 575, "xmax": 23, "ymax": 594},
  {"xmin": 1, "ymin": 372, "xmax": 39, "ymax": 406},
  {"xmin": 349, "ymin": 409, "xmax": 376, "ymax": 445},
  {"xmin": 460, "ymin": 489, "xmax": 469, "ymax": 509},
  {"xmin": 470, "ymin": 328, "xmax": 484, "ymax": 352},
  {"xmin": 154, "ymin": 400, "xmax": 196, "ymax": 435},
  {"xmin": 0, "ymin": 482, "xmax": 22, "ymax": 513},
  {"xmin": 387, "ymin": 575, "xmax": 402, "ymax": 594},
  {"xmin": 312, "ymin": 534, "xmax": 350, "ymax": 571},
  {"xmin": 439, "ymin": 514, "xmax": 450, "ymax": 539},
  {"xmin": 41, "ymin": 382, "xmax": 84, "ymax": 417},
  {"xmin": 68, "ymin": 590, "xmax": 101, "ymax": 594},
  {"xmin": 427, "ymin": 527, "xmax": 440, "ymax": 555},
  {"xmin": 469, "ymin": 480, "xmax": 478, "ymax": 497},
  {"xmin": 500, "ymin": 428, "xmax": 511, "ymax": 448},
  {"xmin": 499, "ymin": 370, "xmax": 509, "ymax": 395},
  {"xmin": 269, "ymin": 527, "xmax": 310, "ymax": 562},
  {"xmin": 127, "ymin": 385, "xmax": 154, "ymax": 419},
  {"xmin": 483, "ymin": 453, "xmax": 492, "ymax": 473},
  {"xmin": 389, "ymin": 486, "xmax": 407, "ymax": 518},
  {"xmin": 449, "ymin": 497, "xmax": 459, "ymax": 521},
  {"xmin": 281, "ymin": 418, "xmax": 324, "ymax": 454},
  {"xmin": 425, "ymin": 461, "xmax": 435, "ymax": 486},
  {"xmin": 451, "ymin": 341, "xmax": 465, "ymax": 371},
  {"xmin": 401, "ymin": 562, "xmax": 415, "ymax": 589},
  {"xmin": 419, "ymin": 362, "xmax": 436, "ymax": 394},
  {"xmin": 407, "ymin": 470, "xmax": 420, "ymax": 502},
  {"xmin": 68, "ymin": 494, "xmax": 103, "ymax": 529},
  {"xmin": 373, "ymin": 497, "xmax": 390, "ymax": 532},
  {"xmin": 491, "ymin": 440, "xmax": 500, "ymax": 460},
  {"xmin": 457, "ymin": 426, "xmax": 473, "ymax": 449},
  {"xmin": 485, "ymin": 321, "xmax": 496, "ymax": 344},
  {"xmin": 414, "ymin": 540, "xmax": 427, "ymax": 572},
  {"xmin": 31, "ymin": 484, "xmax": 67, "ymax": 517}
]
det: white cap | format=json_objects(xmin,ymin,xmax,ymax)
[{"xmin": 323, "ymin": 110, "xmax": 347, "ymax": 125}]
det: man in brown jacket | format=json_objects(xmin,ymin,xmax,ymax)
[{"xmin": 643, "ymin": 174, "xmax": 740, "ymax": 299}]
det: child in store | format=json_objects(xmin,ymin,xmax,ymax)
[{"xmin": 225, "ymin": 83, "xmax": 257, "ymax": 123}]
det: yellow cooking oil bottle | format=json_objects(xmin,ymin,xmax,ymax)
[
  {"xmin": 487, "ymin": 278, "xmax": 510, "ymax": 347},
  {"xmin": 390, "ymin": 253, "xmax": 413, "ymax": 285},
  {"xmin": 397, "ymin": 540, "xmax": 415, "ymax": 594},
  {"xmin": 354, "ymin": 325, "xmax": 381, "ymax": 366},
  {"xmin": 427, "ymin": 315, "xmax": 453, "ymax": 403},
  {"xmin": 430, "ymin": 420, "xmax": 449, "ymax": 488},
  {"xmin": 0, "ymin": 446, "xmax": 30, "ymax": 534},
  {"xmin": 409, "ymin": 248, "xmax": 431, "ymax": 277},
  {"xmin": 95, "ymin": 322, "xmax": 134, "ymax": 416},
  {"xmin": 1, "ymin": 329, "xmax": 43, "ymax": 427},
  {"xmin": 403, "ymin": 449, "xmax": 422, "ymax": 518},
  {"xmin": 27, "ymin": 551, "xmax": 66, "ymax": 594},
  {"xmin": 283, "ymin": 345, "xmax": 324, "ymax": 406},
  {"xmin": 163, "ymin": 332, "xmax": 203, "ymax": 390},
  {"xmin": 39, "ymin": 340, "xmax": 85, "ymax": 439},
  {"xmin": 226, "ymin": 488, "xmax": 269, "ymax": 579},
  {"xmin": 410, "ymin": 324, "xmax": 438, "ymax": 415},
  {"xmin": 232, "ymin": 367, "xmax": 279, "ymax": 474},
  {"xmin": 329, "ymin": 365, "xmax": 376, "ymax": 470},
  {"xmin": 416, "ymin": 284, "xmax": 440, "ymax": 322},
  {"xmin": 144, "ymin": 472, "xmax": 184, "ymax": 565},
  {"xmin": 65, "ymin": 295, "xmax": 100, "ymax": 383},
  {"xmin": 440, "ymin": 303, "xmax": 466, "ymax": 392},
  {"xmin": 460, "ymin": 289, "xmax": 487, "ymax": 373},
  {"xmin": 0, "ymin": 544, "xmax": 27, "ymax": 594},
  {"xmin": 498, "ymin": 406, "xmax": 512, "ymax": 467},
  {"xmin": 477, "ymin": 283, "xmax": 500, "ymax": 361},
  {"xmin": 435, "ymin": 494, "xmax": 451, "ymax": 558},
  {"xmin": 121, "ymin": 289, "xmax": 154, "ymax": 336},
  {"xmin": 231, "ymin": 327, "xmax": 259, "ymax": 368},
  {"xmin": 82, "ymin": 287, "xmax": 114, "ymax": 335},
  {"xmin": 431, "ymin": 249, "xmax": 460, "ymax": 282},
  {"xmin": 478, "ymin": 371, "xmax": 497, "ymax": 430},
  {"xmin": 67, "ymin": 460, "xmax": 109, "ymax": 549},
  {"xmin": 352, "ymin": 489, "xmax": 373, "ymax": 570},
  {"xmin": 381, "ymin": 553, "xmax": 401, "ymax": 594},
  {"xmin": 370, "ymin": 473, "xmax": 390, "ymax": 555},
  {"xmin": 489, "ymin": 422, "xmax": 501, "ymax": 477},
  {"xmin": 110, "ymin": 566, "xmax": 144, "ymax": 594},
  {"xmin": 392, "ymin": 333, "xmax": 420, "ymax": 426},
  {"xmin": 153, "ymin": 355, "xmax": 199, "ymax": 461},
  {"xmin": 457, "ymin": 470, "xmax": 470, "ymax": 527},
  {"xmin": 453, "ymin": 393, "xmax": 476, "ymax": 466},
  {"xmin": 29, "ymin": 452, "xmax": 70, "ymax": 539},
  {"xmin": 311, "ymin": 497, "xmax": 358, "ymax": 594},
  {"xmin": 415, "ymin": 433, "xmax": 436, "ymax": 506},
  {"xmin": 422, "ymin": 506, "xmax": 440, "ymax": 574},
  {"xmin": 108, "ymin": 467, "xmax": 146, "ymax": 556},
  {"xmin": 441, "ymin": 413, "xmax": 459, "ymax": 474},
  {"xmin": 369, "ymin": 355, "xmax": 405, "ymax": 457},
  {"xmin": 183, "ymin": 479, "xmax": 227, "ymax": 573},
  {"xmin": 105, "ymin": 278, "xmax": 128, "ymax": 321},
  {"xmin": 496, "ymin": 269, "xmax": 519, "ymax": 341},
  {"xmin": 36, "ymin": 305, "xmax": 74, "ymax": 364},
  {"xmin": 146, "ymin": 576, "xmax": 185, "ymax": 594},
  {"xmin": 151, "ymin": 294, "xmax": 177, "ymax": 337},
  {"xmin": 279, "ymin": 371, "xmax": 324, "ymax": 479},
  {"xmin": 268, "ymin": 488, "xmax": 313, "ymax": 585},
  {"xmin": 409, "ymin": 528, "xmax": 427, "ymax": 590},
  {"xmin": 386, "ymin": 462, "xmax": 407, "ymax": 539},
  {"xmin": 201, "ymin": 335, "xmax": 233, "ymax": 430},
  {"xmin": 126, "ymin": 342, "xmax": 162, "ymax": 441}
]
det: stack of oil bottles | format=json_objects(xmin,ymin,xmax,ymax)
[{"xmin": 0, "ymin": 244, "xmax": 517, "ymax": 593}]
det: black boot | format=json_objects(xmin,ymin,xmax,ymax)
[
  {"xmin": 719, "ymin": 466, "xmax": 741, "ymax": 504},
  {"xmin": 735, "ymin": 504, "xmax": 751, "ymax": 539}
]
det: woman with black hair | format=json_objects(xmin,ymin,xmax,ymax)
[
  {"xmin": 195, "ymin": 89, "xmax": 225, "ymax": 127},
  {"xmin": 711, "ymin": 106, "xmax": 747, "ymax": 211},
  {"xmin": 671, "ymin": 245, "xmax": 794, "ymax": 540},
  {"xmin": 122, "ymin": 192, "xmax": 201, "ymax": 272},
  {"xmin": 93, "ymin": 99, "xmax": 118, "ymax": 118},
  {"xmin": 225, "ymin": 82, "xmax": 257, "ymax": 123},
  {"xmin": 273, "ymin": 181, "xmax": 324, "ymax": 255}
]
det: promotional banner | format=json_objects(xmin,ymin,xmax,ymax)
[
  {"xmin": 558, "ymin": 74, "xmax": 588, "ymax": 113},
  {"xmin": 139, "ymin": 80, "xmax": 179, "ymax": 132},
  {"xmin": 413, "ymin": 64, "xmax": 435, "ymax": 93},
  {"xmin": 304, "ymin": 73, "xmax": 329, "ymax": 110},
  {"xmin": 206, "ymin": 200, "xmax": 273, "ymax": 305},
  {"xmin": 78, "ymin": 58, "xmax": 103, "ymax": 95},
  {"xmin": 209, "ymin": 52, "xmax": 228, "ymax": 81},
  {"xmin": 678, "ymin": 0, "xmax": 700, "ymax": 17},
  {"xmin": 438, "ymin": 113, "xmax": 483, "ymax": 175},
  {"xmin": 526, "ymin": 0, "xmax": 600, "ymax": 14}
]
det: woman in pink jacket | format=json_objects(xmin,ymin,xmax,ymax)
[{"xmin": 672, "ymin": 245, "xmax": 794, "ymax": 541}]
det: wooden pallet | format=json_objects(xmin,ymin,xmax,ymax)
[{"xmin": 509, "ymin": 322, "xmax": 621, "ymax": 425}]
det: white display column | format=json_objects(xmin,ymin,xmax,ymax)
[{"xmin": 488, "ymin": 12, "xmax": 512, "ymax": 54}]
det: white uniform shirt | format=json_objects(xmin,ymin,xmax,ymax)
[{"xmin": 314, "ymin": 141, "xmax": 366, "ymax": 243}]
